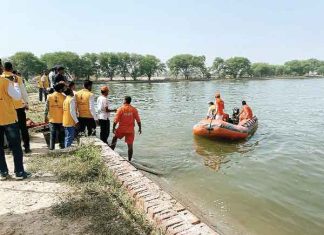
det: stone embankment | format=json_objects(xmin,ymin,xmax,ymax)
[{"xmin": 90, "ymin": 139, "xmax": 219, "ymax": 235}]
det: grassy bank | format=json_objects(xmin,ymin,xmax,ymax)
[{"xmin": 28, "ymin": 145, "xmax": 163, "ymax": 235}]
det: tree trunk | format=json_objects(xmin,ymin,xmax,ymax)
[{"xmin": 148, "ymin": 75, "xmax": 151, "ymax": 81}]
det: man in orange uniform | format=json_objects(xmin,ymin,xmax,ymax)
[
  {"xmin": 239, "ymin": 101, "xmax": 253, "ymax": 122},
  {"xmin": 45, "ymin": 83, "xmax": 66, "ymax": 150},
  {"xmin": 110, "ymin": 96, "xmax": 142, "ymax": 161},
  {"xmin": 215, "ymin": 92, "xmax": 225, "ymax": 120}
]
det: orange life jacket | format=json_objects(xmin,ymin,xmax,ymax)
[
  {"xmin": 215, "ymin": 98, "xmax": 225, "ymax": 115},
  {"xmin": 240, "ymin": 105, "xmax": 253, "ymax": 120}
]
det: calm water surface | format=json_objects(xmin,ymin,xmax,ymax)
[{"xmin": 92, "ymin": 78, "xmax": 324, "ymax": 235}]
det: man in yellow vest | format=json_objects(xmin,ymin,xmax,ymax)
[
  {"xmin": 38, "ymin": 71, "xmax": 50, "ymax": 102},
  {"xmin": 12, "ymin": 71, "xmax": 31, "ymax": 153},
  {"xmin": 44, "ymin": 83, "xmax": 66, "ymax": 150},
  {"xmin": 0, "ymin": 62, "xmax": 31, "ymax": 180},
  {"xmin": 35, "ymin": 73, "xmax": 42, "ymax": 101},
  {"xmin": 75, "ymin": 80, "xmax": 98, "ymax": 136},
  {"xmin": 63, "ymin": 88, "xmax": 78, "ymax": 147}
]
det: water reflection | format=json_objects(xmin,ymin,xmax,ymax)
[
  {"xmin": 193, "ymin": 137, "xmax": 235, "ymax": 171},
  {"xmin": 193, "ymin": 135, "xmax": 261, "ymax": 171}
]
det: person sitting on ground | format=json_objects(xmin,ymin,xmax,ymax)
[
  {"xmin": 63, "ymin": 88, "xmax": 78, "ymax": 148},
  {"xmin": 110, "ymin": 96, "xmax": 142, "ymax": 161},
  {"xmin": 75, "ymin": 80, "xmax": 98, "ymax": 136},
  {"xmin": 206, "ymin": 102, "xmax": 216, "ymax": 119},
  {"xmin": 97, "ymin": 86, "xmax": 117, "ymax": 144},
  {"xmin": 239, "ymin": 101, "xmax": 253, "ymax": 123},
  {"xmin": 214, "ymin": 92, "xmax": 225, "ymax": 120},
  {"xmin": 0, "ymin": 61, "xmax": 31, "ymax": 180},
  {"xmin": 12, "ymin": 70, "xmax": 31, "ymax": 153},
  {"xmin": 45, "ymin": 83, "xmax": 66, "ymax": 150}
]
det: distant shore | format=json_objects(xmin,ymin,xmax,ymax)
[{"xmin": 74, "ymin": 75, "xmax": 324, "ymax": 84}]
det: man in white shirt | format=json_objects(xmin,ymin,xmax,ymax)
[
  {"xmin": 13, "ymin": 71, "xmax": 31, "ymax": 153},
  {"xmin": 97, "ymin": 86, "xmax": 117, "ymax": 144},
  {"xmin": 48, "ymin": 68, "xmax": 56, "ymax": 88}
]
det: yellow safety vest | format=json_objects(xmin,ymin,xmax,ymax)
[
  {"xmin": 37, "ymin": 75, "xmax": 49, "ymax": 88},
  {"xmin": 75, "ymin": 89, "xmax": 93, "ymax": 118},
  {"xmin": 13, "ymin": 76, "xmax": 25, "ymax": 109},
  {"xmin": 48, "ymin": 91, "xmax": 65, "ymax": 123},
  {"xmin": 0, "ymin": 73, "xmax": 18, "ymax": 125},
  {"xmin": 36, "ymin": 76, "xmax": 42, "ymax": 88},
  {"xmin": 43, "ymin": 76, "xmax": 50, "ymax": 88},
  {"xmin": 63, "ymin": 96, "xmax": 76, "ymax": 127}
]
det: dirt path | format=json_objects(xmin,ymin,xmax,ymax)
[{"xmin": 0, "ymin": 133, "xmax": 89, "ymax": 235}]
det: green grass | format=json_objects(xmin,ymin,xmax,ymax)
[{"xmin": 28, "ymin": 146, "xmax": 163, "ymax": 235}]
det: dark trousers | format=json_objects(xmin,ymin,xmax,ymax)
[
  {"xmin": 99, "ymin": 119, "xmax": 110, "ymax": 144},
  {"xmin": 39, "ymin": 88, "xmax": 47, "ymax": 102},
  {"xmin": 0, "ymin": 123, "xmax": 24, "ymax": 173},
  {"xmin": 16, "ymin": 108, "xmax": 30, "ymax": 150},
  {"xmin": 79, "ymin": 118, "xmax": 96, "ymax": 136},
  {"xmin": 49, "ymin": 123, "xmax": 65, "ymax": 150}
]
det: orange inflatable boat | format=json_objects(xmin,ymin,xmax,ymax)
[{"xmin": 193, "ymin": 117, "xmax": 258, "ymax": 140}]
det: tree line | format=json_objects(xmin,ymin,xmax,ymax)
[{"xmin": 3, "ymin": 51, "xmax": 324, "ymax": 80}]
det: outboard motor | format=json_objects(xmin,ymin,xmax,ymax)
[{"xmin": 231, "ymin": 107, "xmax": 240, "ymax": 124}]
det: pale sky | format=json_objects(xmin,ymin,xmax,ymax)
[{"xmin": 1, "ymin": 0, "xmax": 323, "ymax": 65}]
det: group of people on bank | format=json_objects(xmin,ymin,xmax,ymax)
[
  {"xmin": 0, "ymin": 61, "xmax": 141, "ymax": 181},
  {"xmin": 35, "ymin": 66, "xmax": 69, "ymax": 102},
  {"xmin": 207, "ymin": 92, "xmax": 253, "ymax": 124},
  {"xmin": 44, "ymin": 78, "xmax": 142, "ymax": 161}
]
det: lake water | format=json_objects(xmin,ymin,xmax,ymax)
[{"xmin": 92, "ymin": 78, "xmax": 324, "ymax": 235}]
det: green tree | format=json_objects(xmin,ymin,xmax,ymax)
[
  {"xmin": 224, "ymin": 57, "xmax": 252, "ymax": 78},
  {"xmin": 211, "ymin": 57, "xmax": 225, "ymax": 78},
  {"xmin": 251, "ymin": 63, "xmax": 275, "ymax": 77},
  {"xmin": 41, "ymin": 52, "xmax": 84, "ymax": 79},
  {"xmin": 10, "ymin": 52, "xmax": 46, "ymax": 79},
  {"xmin": 317, "ymin": 65, "xmax": 324, "ymax": 75},
  {"xmin": 139, "ymin": 55, "xmax": 164, "ymax": 80},
  {"xmin": 284, "ymin": 60, "xmax": 305, "ymax": 76},
  {"xmin": 274, "ymin": 65, "xmax": 286, "ymax": 76},
  {"xmin": 167, "ymin": 54, "xmax": 207, "ymax": 79},
  {"xmin": 98, "ymin": 52, "xmax": 119, "ymax": 80},
  {"xmin": 302, "ymin": 58, "xmax": 322, "ymax": 73},
  {"xmin": 81, "ymin": 53, "xmax": 100, "ymax": 79},
  {"xmin": 116, "ymin": 52, "xmax": 130, "ymax": 80},
  {"xmin": 192, "ymin": 55, "xmax": 207, "ymax": 78},
  {"xmin": 128, "ymin": 53, "xmax": 144, "ymax": 80}
]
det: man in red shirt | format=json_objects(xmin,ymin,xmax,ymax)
[
  {"xmin": 215, "ymin": 92, "xmax": 225, "ymax": 120},
  {"xmin": 239, "ymin": 100, "xmax": 253, "ymax": 122},
  {"xmin": 110, "ymin": 96, "xmax": 142, "ymax": 161}
]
